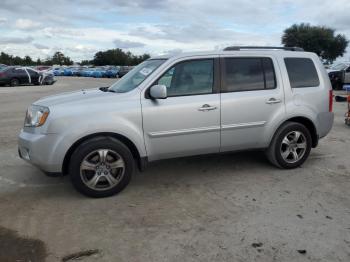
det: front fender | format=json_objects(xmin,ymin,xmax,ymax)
[{"xmin": 43, "ymin": 100, "xmax": 146, "ymax": 170}]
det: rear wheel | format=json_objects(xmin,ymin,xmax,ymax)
[
  {"xmin": 10, "ymin": 78, "xmax": 19, "ymax": 87},
  {"xmin": 69, "ymin": 137, "xmax": 134, "ymax": 197},
  {"xmin": 266, "ymin": 122, "xmax": 312, "ymax": 169}
]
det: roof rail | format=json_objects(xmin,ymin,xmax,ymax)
[{"xmin": 223, "ymin": 46, "xmax": 304, "ymax": 51}]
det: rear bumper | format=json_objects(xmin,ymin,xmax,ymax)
[
  {"xmin": 18, "ymin": 130, "xmax": 62, "ymax": 173},
  {"xmin": 317, "ymin": 112, "xmax": 334, "ymax": 139}
]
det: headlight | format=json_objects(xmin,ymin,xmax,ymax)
[{"xmin": 24, "ymin": 105, "xmax": 50, "ymax": 127}]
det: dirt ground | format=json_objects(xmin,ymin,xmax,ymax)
[{"xmin": 0, "ymin": 77, "xmax": 349, "ymax": 262}]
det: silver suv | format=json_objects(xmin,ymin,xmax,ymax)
[{"xmin": 18, "ymin": 46, "xmax": 334, "ymax": 197}]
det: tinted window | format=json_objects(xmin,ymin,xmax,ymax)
[
  {"xmin": 13, "ymin": 68, "xmax": 26, "ymax": 74},
  {"xmin": 157, "ymin": 59, "xmax": 213, "ymax": 96},
  {"xmin": 284, "ymin": 58, "xmax": 319, "ymax": 88},
  {"xmin": 223, "ymin": 57, "xmax": 276, "ymax": 92},
  {"xmin": 262, "ymin": 58, "xmax": 276, "ymax": 89},
  {"xmin": 27, "ymin": 69, "xmax": 38, "ymax": 76}
]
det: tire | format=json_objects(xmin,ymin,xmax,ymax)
[
  {"xmin": 266, "ymin": 122, "xmax": 312, "ymax": 169},
  {"xmin": 10, "ymin": 78, "xmax": 19, "ymax": 87},
  {"xmin": 69, "ymin": 137, "xmax": 134, "ymax": 198}
]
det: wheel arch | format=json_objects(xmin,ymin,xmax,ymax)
[
  {"xmin": 62, "ymin": 132, "xmax": 144, "ymax": 175},
  {"xmin": 274, "ymin": 116, "xmax": 318, "ymax": 148}
]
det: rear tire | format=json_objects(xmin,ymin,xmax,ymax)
[
  {"xmin": 69, "ymin": 137, "xmax": 134, "ymax": 198},
  {"xmin": 266, "ymin": 122, "xmax": 312, "ymax": 169},
  {"xmin": 10, "ymin": 78, "xmax": 19, "ymax": 87}
]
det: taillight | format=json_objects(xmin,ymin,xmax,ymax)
[
  {"xmin": 329, "ymin": 90, "xmax": 333, "ymax": 112},
  {"xmin": 0, "ymin": 72, "xmax": 4, "ymax": 77}
]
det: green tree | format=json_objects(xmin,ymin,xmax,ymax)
[
  {"xmin": 282, "ymin": 23, "xmax": 348, "ymax": 63},
  {"xmin": 51, "ymin": 51, "xmax": 73, "ymax": 66},
  {"xmin": 92, "ymin": 48, "xmax": 150, "ymax": 66},
  {"xmin": 80, "ymin": 60, "xmax": 91, "ymax": 66}
]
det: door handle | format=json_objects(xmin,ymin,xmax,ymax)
[
  {"xmin": 198, "ymin": 104, "xmax": 217, "ymax": 111},
  {"xmin": 266, "ymin": 98, "xmax": 282, "ymax": 104}
]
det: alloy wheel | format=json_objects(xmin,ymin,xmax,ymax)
[
  {"xmin": 80, "ymin": 149, "xmax": 125, "ymax": 191},
  {"xmin": 280, "ymin": 131, "xmax": 307, "ymax": 164}
]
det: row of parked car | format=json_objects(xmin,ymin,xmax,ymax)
[
  {"xmin": 0, "ymin": 64, "xmax": 136, "ymax": 87},
  {"xmin": 52, "ymin": 66, "xmax": 134, "ymax": 78}
]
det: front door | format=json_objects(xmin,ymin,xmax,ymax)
[
  {"xmin": 220, "ymin": 56, "xmax": 285, "ymax": 151},
  {"xmin": 141, "ymin": 58, "xmax": 220, "ymax": 161}
]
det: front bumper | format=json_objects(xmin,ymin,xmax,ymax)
[{"xmin": 18, "ymin": 130, "xmax": 62, "ymax": 173}]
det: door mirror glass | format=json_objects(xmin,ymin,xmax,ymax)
[
  {"xmin": 150, "ymin": 85, "xmax": 167, "ymax": 99},
  {"xmin": 346, "ymin": 67, "xmax": 350, "ymax": 73}
]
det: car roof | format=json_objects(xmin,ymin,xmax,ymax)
[{"xmin": 151, "ymin": 48, "xmax": 316, "ymax": 61}]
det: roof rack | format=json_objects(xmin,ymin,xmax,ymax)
[{"xmin": 223, "ymin": 46, "xmax": 304, "ymax": 51}]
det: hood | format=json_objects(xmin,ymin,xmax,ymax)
[{"xmin": 34, "ymin": 88, "xmax": 129, "ymax": 107}]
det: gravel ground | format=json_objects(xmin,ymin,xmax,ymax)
[{"xmin": 0, "ymin": 77, "xmax": 349, "ymax": 262}]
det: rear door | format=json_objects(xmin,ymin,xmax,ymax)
[
  {"xmin": 220, "ymin": 56, "xmax": 285, "ymax": 151},
  {"xmin": 27, "ymin": 69, "xmax": 41, "ymax": 84},
  {"xmin": 13, "ymin": 68, "xmax": 30, "ymax": 84}
]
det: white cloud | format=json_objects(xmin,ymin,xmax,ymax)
[
  {"xmin": 14, "ymin": 19, "xmax": 42, "ymax": 30},
  {"xmin": 0, "ymin": 36, "xmax": 34, "ymax": 44},
  {"xmin": 0, "ymin": 17, "xmax": 7, "ymax": 24},
  {"xmin": 0, "ymin": 0, "xmax": 349, "ymax": 61},
  {"xmin": 113, "ymin": 39, "xmax": 145, "ymax": 48},
  {"xmin": 33, "ymin": 43, "xmax": 49, "ymax": 50}
]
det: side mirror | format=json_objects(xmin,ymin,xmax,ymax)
[{"xmin": 150, "ymin": 85, "xmax": 167, "ymax": 99}]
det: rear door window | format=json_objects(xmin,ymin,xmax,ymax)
[
  {"xmin": 222, "ymin": 57, "xmax": 276, "ymax": 92},
  {"xmin": 284, "ymin": 58, "xmax": 320, "ymax": 88}
]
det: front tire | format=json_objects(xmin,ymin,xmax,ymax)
[
  {"xmin": 266, "ymin": 122, "xmax": 312, "ymax": 169},
  {"xmin": 10, "ymin": 78, "xmax": 19, "ymax": 87},
  {"xmin": 69, "ymin": 137, "xmax": 134, "ymax": 198}
]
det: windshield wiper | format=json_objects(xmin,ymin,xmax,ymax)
[{"xmin": 99, "ymin": 86, "xmax": 117, "ymax": 93}]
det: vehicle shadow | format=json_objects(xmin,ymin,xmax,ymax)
[{"xmin": 132, "ymin": 150, "xmax": 275, "ymax": 186}]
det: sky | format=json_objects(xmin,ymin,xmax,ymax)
[{"xmin": 0, "ymin": 0, "xmax": 350, "ymax": 62}]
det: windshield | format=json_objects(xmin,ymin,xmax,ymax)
[
  {"xmin": 109, "ymin": 59, "xmax": 166, "ymax": 93},
  {"xmin": 331, "ymin": 63, "xmax": 348, "ymax": 70}
]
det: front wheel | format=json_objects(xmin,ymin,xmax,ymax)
[
  {"xmin": 266, "ymin": 122, "xmax": 312, "ymax": 169},
  {"xmin": 10, "ymin": 78, "xmax": 19, "ymax": 87},
  {"xmin": 69, "ymin": 137, "xmax": 134, "ymax": 197}
]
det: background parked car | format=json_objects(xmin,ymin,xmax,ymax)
[
  {"xmin": 0, "ymin": 66, "xmax": 56, "ymax": 86},
  {"xmin": 105, "ymin": 66, "xmax": 120, "ymax": 78},
  {"xmin": 53, "ymin": 67, "xmax": 64, "ymax": 76},
  {"xmin": 327, "ymin": 62, "xmax": 350, "ymax": 90},
  {"xmin": 63, "ymin": 67, "xmax": 74, "ymax": 76},
  {"xmin": 0, "ymin": 66, "xmax": 41, "ymax": 86},
  {"xmin": 117, "ymin": 66, "xmax": 133, "ymax": 77},
  {"xmin": 40, "ymin": 71, "xmax": 56, "ymax": 85},
  {"xmin": 91, "ymin": 67, "xmax": 106, "ymax": 78},
  {"xmin": 82, "ymin": 68, "xmax": 95, "ymax": 77},
  {"xmin": 36, "ymin": 66, "xmax": 52, "ymax": 71}
]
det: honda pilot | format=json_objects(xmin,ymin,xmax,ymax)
[{"xmin": 18, "ymin": 46, "xmax": 334, "ymax": 197}]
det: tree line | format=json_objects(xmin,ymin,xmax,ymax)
[
  {"xmin": 0, "ymin": 51, "xmax": 73, "ymax": 66},
  {"xmin": 0, "ymin": 48, "xmax": 150, "ymax": 67}
]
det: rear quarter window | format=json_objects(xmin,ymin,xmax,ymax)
[{"xmin": 284, "ymin": 58, "xmax": 320, "ymax": 88}]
